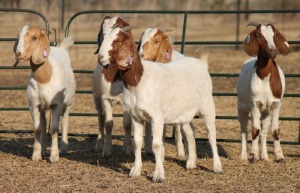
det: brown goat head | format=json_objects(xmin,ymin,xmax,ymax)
[
  {"xmin": 243, "ymin": 22, "xmax": 289, "ymax": 59},
  {"xmin": 15, "ymin": 25, "xmax": 50, "ymax": 65}
]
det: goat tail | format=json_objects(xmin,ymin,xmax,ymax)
[
  {"xmin": 194, "ymin": 47, "xmax": 210, "ymax": 69},
  {"xmin": 59, "ymin": 36, "xmax": 74, "ymax": 50}
]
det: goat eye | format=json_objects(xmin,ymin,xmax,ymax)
[
  {"xmin": 255, "ymin": 34, "xmax": 260, "ymax": 39},
  {"xmin": 32, "ymin": 36, "xmax": 37, "ymax": 41},
  {"xmin": 154, "ymin": 40, "xmax": 159, "ymax": 44}
]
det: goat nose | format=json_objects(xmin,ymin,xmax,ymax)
[
  {"xmin": 269, "ymin": 49, "xmax": 277, "ymax": 58},
  {"xmin": 15, "ymin": 52, "xmax": 21, "ymax": 59},
  {"xmin": 141, "ymin": 54, "xmax": 144, "ymax": 58},
  {"xmin": 98, "ymin": 54, "xmax": 105, "ymax": 63}
]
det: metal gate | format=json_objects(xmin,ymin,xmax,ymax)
[{"xmin": 1, "ymin": 8, "xmax": 299, "ymax": 145}]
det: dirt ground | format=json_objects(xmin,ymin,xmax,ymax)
[{"xmin": 0, "ymin": 8, "xmax": 300, "ymax": 193}]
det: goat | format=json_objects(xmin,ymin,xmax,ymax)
[
  {"xmin": 92, "ymin": 16, "xmax": 134, "ymax": 157},
  {"xmin": 98, "ymin": 25, "xmax": 222, "ymax": 182},
  {"xmin": 137, "ymin": 27, "xmax": 187, "ymax": 157},
  {"xmin": 14, "ymin": 25, "xmax": 76, "ymax": 163},
  {"xmin": 237, "ymin": 22, "xmax": 289, "ymax": 163}
]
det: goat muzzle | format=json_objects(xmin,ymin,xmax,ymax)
[{"xmin": 268, "ymin": 49, "xmax": 277, "ymax": 59}]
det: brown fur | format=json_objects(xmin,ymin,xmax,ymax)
[
  {"xmin": 94, "ymin": 16, "xmax": 129, "ymax": 83},
  {"xmin": 243, "ymin": 30, "xmax": 259, "ymax": 57},
  {"xmin": 94, "ymin": 16, "xmax": 129, "ymax": 55},
  {"xmin": 102, "ymin": 63, "xmax": 121, "ymax": 83},
  {"xmin": 141, "ymin": 30, "xmax": 172, "ymax": 63},
  {"xmin": 109, "ymin": 29, "xmax": 143, "ymax": 87},
  {"xmin": 30, "ymin": 60, "xmax": 52, "ymax": 84},
  {"xmin": 272, "ymin": 26, "xmax": 289, "ymax": 55},
  {"xmin": 244, "ymin": 24, "xmax": 288, "ymax": 99},
  {"xmin": 273, "ymin": 130, "xmax": 280, "ymax": 140},
  {"xmin": 17, "ymin": 26, "xmax": 52, "ymax": 84},
  {"xmin": 252, "ymin": 128, "xmax": 260, "ymax": 140}
]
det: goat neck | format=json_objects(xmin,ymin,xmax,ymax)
[
  {"xmin": 102, "ymin": 62, "xmax": 121, "ymax": 82},
  {"xmin": 121, "ymin": 50, "xmax": 143, "ymax": 88},
  {"xmin": 30, "ymin": 58, "xmax": 52, "ymax": 84},
  {"xmin": 255, "ymin": 54, "xmax": 282, "ymax": 99}
]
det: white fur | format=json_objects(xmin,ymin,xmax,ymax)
[
  {"xmin": 139, "ymin": 28, "xmax": 158, "ymax": 55},
  {"xmin": 260, "ymin": 25, "xmax": 276, "ymax": 50},
  {"xmin": 92, "ymin": 17, "xmax": 134, "ymax": 156},
  {"xmin": 25, "ymin": 38, "xmax": 76, "ymax": 163},
  {"xmin": 237, "ymin": 56, "xmax": 285, "ymax": 162},
  {"xmin": 138, "ymin": 28, "xmax": 187, "ymax": 157},
  {"xmin": 100, "ymin": 27, "xmax": 222, "ymax": 181},
  {"xmin": 16, "ymin": 25, "xmax": 29, "ymax": 53}
]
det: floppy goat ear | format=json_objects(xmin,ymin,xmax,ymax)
[
  {"xmin": 156, "ymin": 36, "xmax": 172, "ymax": 63},
  {"xmin": 94, "ymin": 24, "xmax": 104, "ymax": 55},
  {"xmin": 32, "ymin": 31, "xmax": 50, "ymax": 64},
  {"xmin": 243, "ymin": 31, "xmax": 259, "ymax": 57},
  {"xmin": 274, "ymin": 30, "xmax": 289, "ymax": 55}
]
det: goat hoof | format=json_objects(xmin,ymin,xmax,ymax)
[
  {"xmin": 153, "ymin": 171, "xmax": 165, "ymax": 183},
  {"xmin": 248, "ymin": 154, "xmax": 259, "ymax": 163},
  {"xmin": 275, "ymin": 158, "xmax": 286, "ymax": 163},
  {"xmin": 32, "ymin": 153, "xmax": 42, "ymax": 161},
  {"xmin": 129, "ymin": 165, "xmax": 142, "ymax": 178}
]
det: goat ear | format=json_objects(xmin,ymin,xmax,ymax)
[
  {"xmin": 94, "ymin": 22, "xmax": 104, "ymax": 55},
  {"xmin": 274, "ymin": 30, "xmax": 289, "ymax": 55},
  {"xmin": 32, "ymin": 32, "xmax": 50, "ymax": 64},
  {"xmin": 243, "ymin": 31, "xmax": 258, "ymax": 57},
  {"xmin": 137, "ymin": 33, "xmax": 143, "ymax": 52},
  {"xmin": 156, "ymin": 37, "xmax": 172, "ymax": 63}
]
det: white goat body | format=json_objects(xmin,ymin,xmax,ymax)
[
  {"xmin": 98, "ymin": 26, "xmax": 222, "ymax": 182},
  {"xmin": 92, "ymin": 16, "xmax": 134, "ymax": 157},
  {"xmin": 237, "ymin": 22, "xmax": 288, "ymax": 163},
  {"xmin": 15, "ymin": 25, "xmax": 75, "ymax": 163}
]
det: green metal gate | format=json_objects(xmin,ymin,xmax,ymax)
[{"xmin": 1, "ymin": 9, "xmax": 299, "ymax": 145}]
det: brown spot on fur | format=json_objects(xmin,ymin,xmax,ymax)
[
  {"xmin": 109, "ymin": 29, "xmax": 143, "ymax": 87},
  {"xmin": 95, "ymin": 17, "xmax": 129, "ymax": 83},
  {"xmin": 30, "ymin": 60, "xmax": 52, "ymax": 84},
  {"xmin": 121, "ymin": 53, "xmax": 143, "ymax": 87},
  {"xmin": 142, "ymin": 30, "xmax": 172, "ymax": 63},
  {"xmin": 252, "ymin": 128, "xmax": 260, "ymax": 140},
  {"xmin": 273, "ymin": 130, "xmax": 280, "ymax": 140},
  {"xmin": 256, "ymin": 59, "xmax": 282, "ymax": 99},
  {"xmin": 243, "ymin": 29, "xmax": 260, "ymax": 57},
  {"xmin": 94, "ymin": 16, "xmax": 129, "ymax": 55},
  {"xmin": 101, "ymin": 63, "xmax": 121, "ymax": 83},
  {"xmin": 272, "ymin": 25, "xmax": 289, "ymax": 56},
  {"xmin": 17, "ymin": 26, "xmax": 52, "ymax": 84}
]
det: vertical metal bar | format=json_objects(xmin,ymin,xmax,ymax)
[
  {"xmin": 236, "ymin": 0, "xmax": 241, "ymax": 50},
  {"xmin": 61, "ymin": 0, "xmax": 65, "ymax": 30},
  {"xmin": 180, "ymin": 13, "xmax": 188, "ymax": 54}
]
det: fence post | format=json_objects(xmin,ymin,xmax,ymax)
[
  {"xmin": 236, "ymin": 0, "xmax": 241, "ymax": 50},
  {"xmin": 180, "ymin": 12, "xmax": 188, "ymax": 54}
]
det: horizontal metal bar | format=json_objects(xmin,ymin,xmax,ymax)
[
  {"xmin": 0, "ymin": 130, "xmax": 298, "ymax": 145},
  {"xmin": 0, "ymin": 108, "xmax": 298, "ymax": 121},
  {"xmin": 1, "ymin": 87, "xmax": 299, "ymax": 97},
  {"xmin": 71, "ymin": 40, "xmax": 300, "ymax": 46}
]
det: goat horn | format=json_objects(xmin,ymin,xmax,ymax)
[
  {"xmin": 158, "ymin": 28, "xmax": 174, "ymax": 33},
  {"xmin": 121, "ymin": 26, "xmax": 136, "ymax": 32},
  {"xmin": 40, "ymin": 28, "xmax": 52, "ymax": 34},
  {"xmin": 120, "ymin": 16, "xmax": 135, "ymax": 20},
  {"xmin": 266, "ymin": 21, "xmax": 275, "ymax": 26},
  {"xmin": 247, "ymin": 22, "xmax": 260, "ymax": 28}
]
